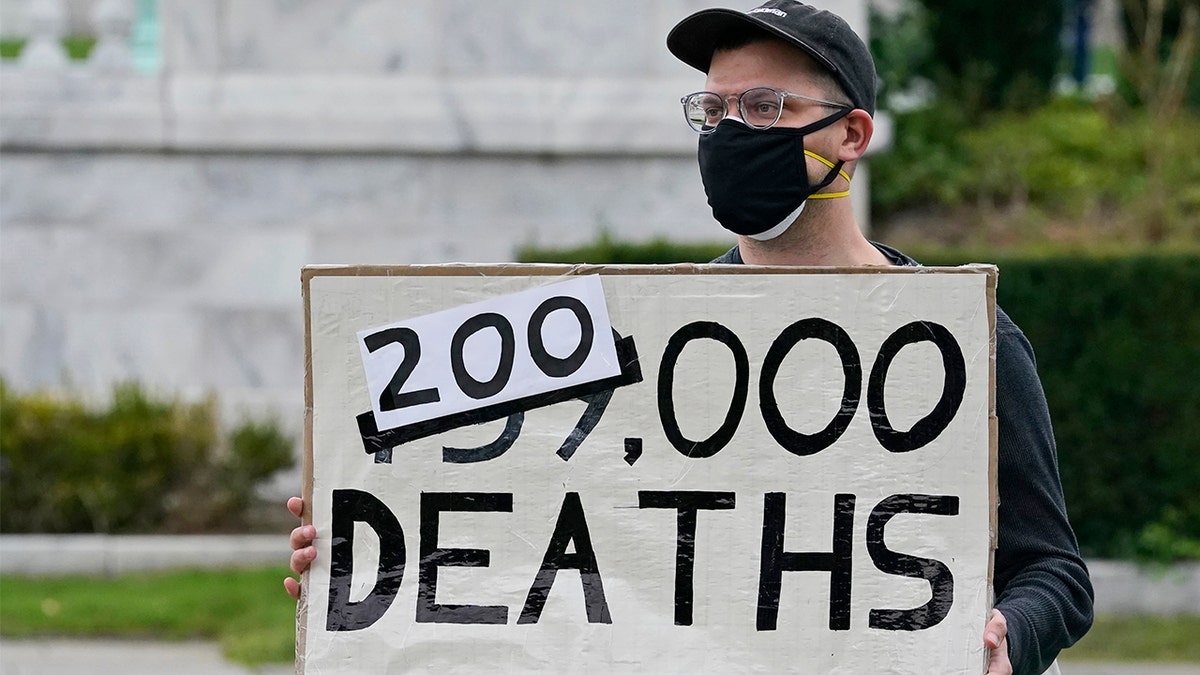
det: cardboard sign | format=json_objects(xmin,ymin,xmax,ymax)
[{"xmin": 299, "ymin": 264, "xmax": 997, "ymax": 674}]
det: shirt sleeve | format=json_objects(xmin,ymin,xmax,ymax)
[{"xmin": 992, "ymin": 307, "xmax": 1094, "ymax": 675}]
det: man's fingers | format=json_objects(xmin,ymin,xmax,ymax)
[
  {"xmin": 284, "ymin": 576, "xmax": 301, "ymax": 600},
  {"xmin": 984, "ymin": 609, "xmax": 1008, "ymax": 649},
  {"xmin": 984, "ymin": 633, "xmax": 1013, "ymax": 675},
  {"xmin": 285, "ymin": 497, "xmax": 312, "ymax": 601},
  {"xmin": 290, "ymin": 546, "xmax": 317, "ymax": 575},
  {"xmin": 291, "ymin": 525, "xmax": 316, "ymax": 551}
]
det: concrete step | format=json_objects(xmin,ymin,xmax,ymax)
[{"xmin": 0, "ymin": 639, "xmax": 292, "ymax": 675}]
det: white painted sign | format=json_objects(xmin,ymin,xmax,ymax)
[{"xmin": 300, "ymin": 264, "xmax": 997, "ymax": 674}]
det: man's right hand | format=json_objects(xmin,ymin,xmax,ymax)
[{"xmin": 285, "ymin": 496, "xmax": 317, "ymax": 600}]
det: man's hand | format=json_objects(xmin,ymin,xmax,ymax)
[
  {"xmin": 285, "ymin": 496, "xmax": 317, "ymax": 600},
  {"xmin": 984, "ymin": 608, "xmax": 1013, "ymax": 675}
]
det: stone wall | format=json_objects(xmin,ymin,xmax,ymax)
[{"xmin": 0, "ymin": 0, "xmax": 882, "ymax": 448}]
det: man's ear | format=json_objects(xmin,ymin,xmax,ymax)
[{"xmin": 836, "ymin": 109, "xmax": 874, "ymax": 162}]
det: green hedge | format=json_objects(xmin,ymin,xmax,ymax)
[
  {"xmin": 0, "ymin": 381, "xmax": 294, "ymax": 534},
  {"xmin": 519, "ymin": 241, "xmax": 1200, "ymax": 561}
]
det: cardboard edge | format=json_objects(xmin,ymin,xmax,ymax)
[
  {"xmin": 985, "ymin": 266, "xmax": 1000, "ymax": 622},
  {"xmin": 297, "ymin": 268, "xmax": 316, "ymax": 674},
  {"xmin": 299, "ymin": 262, "xmax": 996, "ymax": 277},
  {"xmin": 296, "ymin": 262, "xmax": 1000, "ymax": 670}
]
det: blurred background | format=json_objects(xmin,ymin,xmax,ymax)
[{"xmin": 0, "ymin": 0, "xmax": 1197, "ymax": 670}]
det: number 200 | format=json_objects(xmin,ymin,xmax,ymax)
[{"xmin": 363, "ymin": 296, "xmax": 597, "ymax": 412}]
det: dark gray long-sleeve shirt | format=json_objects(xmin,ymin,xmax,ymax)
[{"xmin": 713, "ymin": 243, "xmax": 1094, "ymax": 674}]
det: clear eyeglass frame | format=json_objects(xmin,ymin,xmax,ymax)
[{"xmin": 681, "ymin": 87, "xmax": 851, "ymax": 134}]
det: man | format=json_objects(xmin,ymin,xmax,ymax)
[
  {"xmin": 288, "ymin": 2, "xmax": 1093, "ymax": 673},
  {"xmin": 665, "ymin": 2, "xmax": 1094, "ymax": 674}
]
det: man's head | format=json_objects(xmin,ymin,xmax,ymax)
[
  {"xmin": 667, "ymin": 2, "xmax": 878, "ymax": 245},
  {"xmin": 667, "ymin": 0, "xmax": 877, "ymax": 117}
]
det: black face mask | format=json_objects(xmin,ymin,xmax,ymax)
[{"xmin": 697, "ymin": 109, "xmax": 851, "ymax": 239}]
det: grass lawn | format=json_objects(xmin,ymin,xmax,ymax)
[
  {"xmin": 3, "ymin": 566, "xmax": 1199, "ymax": 665},
  {"xmin": 1060, "ymin": 614, "xmax": 1200, "ymax": 663},
  {"xmin": 0, "ymin": 567, "xmax": 296, "ymax": 665}
]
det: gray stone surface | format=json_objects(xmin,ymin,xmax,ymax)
[
  {"xmin": 0, "ymin": 153, "xmax": 712, "ymax": 237},
  {"xmin": 0, "ymin": 148, "xmax": 722, "ymax": 423},
  {"xmin": 0, "ymin": 0, "xmax": 884, "ymax": 470},
  {"xmin": 1090, "ymin": 560, "xmax": 1200, "ymax": 617},
  {"xmin": 155, "ymin": 0, "xmax": 710, "ymax": 78},
  {"xmin": 1, "ymin": 0, "xmax": 891, "ymax": 155},
  {"xmin": 0, "ymin": 535, "xmax": 287, "ymax": 576}
]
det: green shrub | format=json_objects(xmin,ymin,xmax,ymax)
[
  {"xmin": 0, "ymin": 36, "xmax": 97, "ymax": 61},
  {"xmin": 868, "ymin": 2, "xmax": 934, "ymax": 109},
  {"xmin": 0, "ymin": 381, "xmax": 294, "ymax": 534},
  {"xmin": 520, "ymin": 240, "xmax": 1200, "ymax": 562},
  {"xmin": 868, "ymin": 102, "xmax": 975, "ymax": 215},
  {"xmin": 912, "ymin": 0, "xmax": 1063, "ymax": 113},
  {"xmin": 871, "ymin": 100, "xmax": 1200, "ymax": 244}
]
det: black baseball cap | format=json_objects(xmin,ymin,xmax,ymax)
[{"xmin": 667, "ymin": 0, "xmax": 877, "ymax": 116}]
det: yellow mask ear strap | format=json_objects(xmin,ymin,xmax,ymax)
[{"xmin": 804, "ymin": 149, "xmax": 851, "ymax": 199}]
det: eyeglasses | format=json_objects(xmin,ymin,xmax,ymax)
[{"xmin": 681, "ymin": 87, "xmax": 851, "ymax": 134}]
